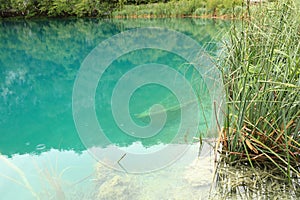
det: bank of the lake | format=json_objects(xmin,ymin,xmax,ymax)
[
  {"xmin": 218, "ymin": 0, "xmax": 299, "ymax": 194},
  {"xmin": 0, "ymin": 0, "xmax": 246, "ymax": 19}
]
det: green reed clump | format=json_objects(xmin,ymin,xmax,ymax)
[{"xmin": 220, "ymin": 0, "xmax": 300, "ymax": 180}]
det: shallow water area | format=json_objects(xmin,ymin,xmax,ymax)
[
  {"xmin": 213, "ymin": 162, "xmax": 300, "ymax": 200},
  {"xmin": 0, "ymin": 142, "xmax": 216, "ymax": 200},
  {"xmin": 95, "ymin": 142, "xmax": 216, "ymax": 200}
]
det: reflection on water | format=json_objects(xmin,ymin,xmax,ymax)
[
  {"xmin": 0, "ymin": 18, "xmax": 230, "ymax": 199},
  {"xmin": 0, "ymin": 149, "xmax": 97, "ymax": 200},
  {"xmin": 0, "ymin": 142, "xmax": 215, "ymax": 200},
  {"xmin": 0, "ymin": 18, "xmax": 229, "ymax": 156}
]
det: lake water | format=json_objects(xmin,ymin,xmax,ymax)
[{"xmin": 0, "ymin": 18, "xmax": 230, "ymax": 199}]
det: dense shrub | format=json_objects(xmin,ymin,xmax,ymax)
[
  {"xmin": 0, "ymin": 0, "xmax": 244, "ymax": 18},
  {"xmin": 0, "ymin": 0, "xmax": 120, "ymax": 17},
  {"xmin": 113, "ymin": 0, "xmax": 245, "ymax": 18}
]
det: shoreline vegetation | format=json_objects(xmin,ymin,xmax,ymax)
[
  {"xmin": 111, "ymin": 0, "xmax": 245, "ymax": 19},
  {"xmin": 219, "ymin": 0, "xmax": 299, "ymax": 188},
  {"xmin": 1, "ymin": 0, "xmax": 250, "ymax": 19}
]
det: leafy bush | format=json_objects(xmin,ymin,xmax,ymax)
[
  {"xmin": 0, "ymin": 0, "xmax": 120, "ymax": 17},
  {"xmin": 193, "ymin": 7, "xmax": 207, "ymax": 16},
  {"xmin": 113, "ymin": 0, "xmax": 245, "ymax": 18},
  {"xmin": 0, "ymin": 0, "xmax": 246, "ymax": 18}
]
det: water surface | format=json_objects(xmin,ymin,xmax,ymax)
[{"xmin": 0, "ymin": 18, "xmax": 230, "ymax": 199}]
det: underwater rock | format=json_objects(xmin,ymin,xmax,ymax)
[{"xmin": 97, "ymin": 175, "xmax": 140, "ymax": 200}]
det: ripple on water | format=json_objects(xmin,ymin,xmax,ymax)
[{"xmin": 36, "ymin": 144, "xmax": 46, "ymax": 151}]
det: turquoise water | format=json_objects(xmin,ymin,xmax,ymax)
[{"xmin": 0, "ymin": 18, "xmax": 229, "ymax": 199}]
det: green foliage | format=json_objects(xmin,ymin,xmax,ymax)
[
  {"xmin": 206, "ymin": 0, "xmax": 243, "ymax": 16},
  {"xmin": 194, "ymin": 7, "xmax": 207, "ymax": 16},
  {"xmin": 0, "ymin": 0, "xmax": 120, "ymax": 17},
  {"xmin": 207, "ymin": 0, "xmax": 222, "ymax": 11},
  {"xmin": 47, "ymin": 0, "xmax": 74, "ymax": 16},
  {"xmin": 220, "ymin": 0, "xmax": 300, "ymax": 179},
  {"xmin": 0, "ymin": 0, "xmax": 245, "ymax": 18},
  {"xmin": 223, "ymin": 0, "xmax": 243, "ymax": 9},
  {"xmin": 113, "ymin": 0, "xmax": 245, "ymax": 18}
]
